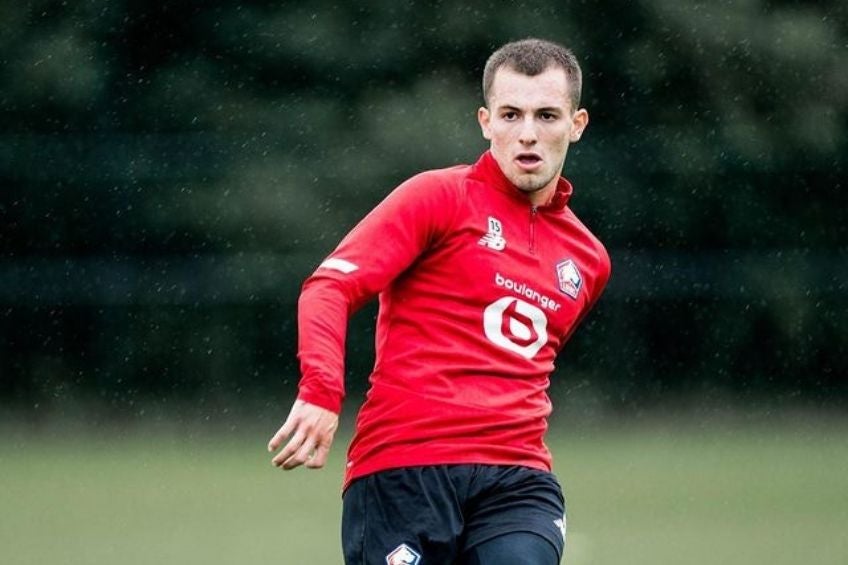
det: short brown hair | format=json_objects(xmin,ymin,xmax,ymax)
[{"xmin": 482, "ymin": 38, "xmax": 583, "ymax": 112}]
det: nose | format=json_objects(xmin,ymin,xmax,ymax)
[{"xmin": 518, "ymin": 115, "xmax": 537, "ymax": 145}]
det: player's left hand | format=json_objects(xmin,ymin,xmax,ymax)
[{"xmin": 267, "ymin": 399, "xmax": 339, "ymax": 471}]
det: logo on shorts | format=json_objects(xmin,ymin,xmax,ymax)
[
  {"xmin": 478, "ymin": 216, "xmax": 506, "ymax": 251},
  {"xmin": 386, "ymin": 543, "xmax": 421, "ymax": 565},
  {"xmin": 555, "ymin": 259, "xmax": 582, "ymax": 299},
  {"xmin": 554, "ymin": 516, "xmax": 567, "ymax": 539}
]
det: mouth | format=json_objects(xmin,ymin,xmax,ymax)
[{"xmin": 515, "ymin": 152, "xmax": 543, "ymax": 171}]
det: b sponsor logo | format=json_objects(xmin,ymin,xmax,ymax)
[
  {"xmin": 556, "ymin": 259, "xmax": 582, "ymax": 299},
  {"xmin": 483, "ymin": 296, "xmax": 548, "ymax": 359},
  {"xmin": 386, "ymin": 543, "xmax": 421, "ymax": 565},
  {"xmin": 478, "ymin": 216, "xmax": 506, "ymax": 251}
]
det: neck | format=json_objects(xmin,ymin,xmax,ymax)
[{"xmin": 525, "ymin": 179, "xmax": 558, "ymax": 207}]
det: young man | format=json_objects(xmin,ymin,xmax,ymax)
[{"xmin": 268, "ymin": 38, "xmax": 610, "ymax": 564}]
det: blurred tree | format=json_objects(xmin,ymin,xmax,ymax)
[{"xmin": 1, "ymin": 0, "xmax": 845, "ymax": 416}]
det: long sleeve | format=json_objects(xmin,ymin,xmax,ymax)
[{"xmin": 295, "ymin": 171, "xmax": 462, "ymax": 413}]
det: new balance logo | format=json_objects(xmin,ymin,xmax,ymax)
[
  {"xmin": 554, "ymin": 517, "xmax": 566, "ymax": 539},
  {"xmin": 478, "ymin": 216, "xmax": 506, "ymax": 251}
]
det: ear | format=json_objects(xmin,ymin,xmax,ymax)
[
  {"xmin": 569, "ymin": 108, "xmax": 589, "ymax": 142},
  {"xmin": 477, "ymin": 106, "xmax": 492, "ymax": 141}
]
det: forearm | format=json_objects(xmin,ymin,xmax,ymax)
[{"xmin": 296, "ymin": 276, "xmax": 352, "ymax": 414}]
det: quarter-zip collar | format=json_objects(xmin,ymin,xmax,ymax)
[{"xmin": 471, "ymin": 150, "xmax": 573, "ymax": 211}]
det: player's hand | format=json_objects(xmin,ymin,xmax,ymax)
[{"xmin": 267, "ymin": 399, "xmax": 339, "ymax": 470}]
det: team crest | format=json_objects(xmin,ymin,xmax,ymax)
[
  {"xmin": 386, "ymin": 543, "xmax": 421, "ymax": 565},
  {"xmin": 556, "ymin": 259, "xmax": 582, "ymax": 299}
]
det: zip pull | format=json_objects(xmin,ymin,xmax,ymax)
[{"xmin": 529, "ymin": 206, "xmax": 537, "ymax": 254}]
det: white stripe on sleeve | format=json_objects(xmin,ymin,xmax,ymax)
[{"xmin": 318, "ymin": 257, "xmax": 359, "ymax": 274}]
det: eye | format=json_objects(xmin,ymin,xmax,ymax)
[
  {"xmin": 501, "ymin": 111, "xmax": 518, "ymax": 121},
  {"xmin": 539, "ymin": 112, "xmax": 558, "ymax": 121}
]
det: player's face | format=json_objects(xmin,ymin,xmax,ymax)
[{"xmin": 478, "ymin": 66, "xmax": 588, "ymax": 204}]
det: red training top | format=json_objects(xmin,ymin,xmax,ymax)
[{"xmin": 296, "ymin": 151, "xmax": 611, "ymax": 487}]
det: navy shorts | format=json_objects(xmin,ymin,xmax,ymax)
[{"xmin": 341, "ymin": 464, "xmax": 566, "ymax": 564}]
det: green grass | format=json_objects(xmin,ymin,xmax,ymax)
[{"xmin": 2, "ymin": 416, "xmax": 847, "ymax": 564}]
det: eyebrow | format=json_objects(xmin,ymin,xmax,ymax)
[{"xmin": 496, "ymin": 104, "xmax": 564, "ymax": 114}]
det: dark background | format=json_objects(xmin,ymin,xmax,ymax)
[{"xmin": 1, "ymin": 0, "xmax": 845, "ymax": 425}]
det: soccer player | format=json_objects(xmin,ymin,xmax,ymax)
[{"xmin": 268, "ymin": 38, "xmax": 610, "ymax": 565}]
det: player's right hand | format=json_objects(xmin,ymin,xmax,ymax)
[{"xmin": 267, "ymin": 399, "xmax": 339, "ymax": 471}]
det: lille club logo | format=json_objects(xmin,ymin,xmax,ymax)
[
  {"xmin": 386, "ymin": 543, "xmax": 421, "ymax": 564},
  {"xmin": 556, "ymin": 259, "xmax": 582, "ymax": 299}
]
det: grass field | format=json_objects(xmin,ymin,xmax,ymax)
[{"xmin": 2, "ymin": 414, "xmax": 847, "ymax": 564}]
